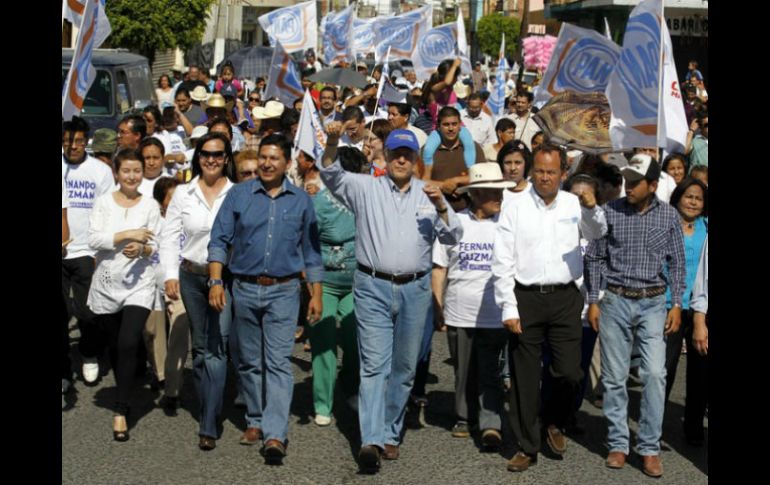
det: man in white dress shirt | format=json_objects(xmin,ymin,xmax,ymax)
[
  {"xmin": 460, "ymin": 93, "xmax": 496, "ymax": 147},
  {"xmin": 492, "ymin": 144, "xmax": 607, "ymax": 473}
]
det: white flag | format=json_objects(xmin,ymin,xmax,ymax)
[
  {"xmin": 372, "ymin": 5, "xmax": 433, "ymax": 62},
  {"xmin": 321, "ymin": 3, "xmax": 356, "ymax": 66},
  {"xmin": 352, "ymin": 17, "xmax": 376, "ymax": 58},
  {"xmin": 264, "ymin": 41, "xmax": 304, "ymax": 108},
  {"xmin": 293, "ymin": 89, "xmax": 327, "ymax": 162},
  {"xmin": 411, "ymin": 22, "xmax": 472, "ymax": 81},
  {"xmin": 533, "ymin": 23, "xmax": 621, "ymax": 108},
  {"xmin": 487, "ymin": 34, "xmax": 508, "ymax": 119},
  {"xmin": 258, "ymin": 0, "xmax": 317, "ymax": 54},
  {"xmin": 62, "ymin": 0, "xmax": 111, "ymax": 48},
  {"xmin": 376, "ymin": 47, "xmax": 407, "ymax": 104},
  {"xmin": 606, "ymin": 0, "xmax": 686, "ymax": 153},
  {"xmin": 604, "ymin": 17, "xmax": 612, "ymax": 40},
  {"xmin": 62, "ymin": 0, "xmax": 100, "ymax": 121}
]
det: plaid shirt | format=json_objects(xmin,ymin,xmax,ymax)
[{"xmin": 585, "ymin": 196, "xmax": 686, "ymax": 305}]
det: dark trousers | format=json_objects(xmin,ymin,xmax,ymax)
[
  {"xmin": 664, "ymin": 309, "xmax": 693, "ymax": 403},
  {"xmin": 62, "ymin": 256, "xmax": 105, "ymax": 359},
  {"xmin": 508, "ymin": 284, "xmax": 583, "ymax": 455},
  {"xmin": 62, "ymin": 292, "xmax": 72, "ymax": 380},
  {"xmin": 542, "ymin": 325, "xmax": 598, "ymax": 416},
  {"xmin": 100, "ymin": 306, "xmax": 152, "ymax": 415},
  {"xmin": 684, "ymin": 314, "xmax": 708, "ymax": 438},
  {"xmin": 450, "ymin": 326, "xmax": 508, "ymax": 430}
]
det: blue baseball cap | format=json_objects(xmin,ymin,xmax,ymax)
[{"xmin": 385, "ymin": 129, "xmax": 419, "ymax": 153}]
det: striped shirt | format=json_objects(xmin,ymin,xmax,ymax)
[{"xmin": 584, "ymin": 196, "xmax": 686, "ymax": 305}]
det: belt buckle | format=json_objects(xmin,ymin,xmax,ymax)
[{"xmin": 538, "ymin": 284, "xmax": 551, "ymax": 294}]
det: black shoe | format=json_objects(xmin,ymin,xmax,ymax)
[
  {"xmin": 358, "ymin": 445, "xmax": 381, "ymax": 473},
  {"xmin": 161, "ymin": 396, "xmax": 180, "ymax": 417},
  {"xmin": 150, "ymin": 377, "xmax": 165, "ymax": 392},
  {"xmin": 451, "ymin": 421, "xmax": 471, "ymax": 438}
]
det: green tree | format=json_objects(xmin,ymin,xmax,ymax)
[
  {"xmin": 105, "ymin": 0, "xmax": 217, "ymax": 63},
  {"xmin": 477, "ymin": 13, "xmax": 520, "ymax": 58}
]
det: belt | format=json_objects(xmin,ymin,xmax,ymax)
[
  {"xmin": 357, "ymin": 263, "xmax": 428, "ymax": 284},
  {"xmin": 515, "ymin": 280, "xmax": 575, "ymax": 294},
  {"xmin": 180, "ymin": 259, "xmax": 208, "ymax": 276},
  {"xmin": 607, "ymin": 285, "xmax": 666, "ymax": 299},
  {"xmin": 234, "ymin": 273, "xmax": 301, "ymax": 286}
]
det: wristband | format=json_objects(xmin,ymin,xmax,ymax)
[{"xmin": 437, "ymin": 206, "xmax": 448, "ymax": 214}]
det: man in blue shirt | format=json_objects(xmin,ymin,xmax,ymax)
[
  {"xmin": 319, "ymin": 123, "xmax": 463, "ymax": 473},
  {"xmin": 207, "ymin": 134, "xmax": 323, "ymax": 464}
]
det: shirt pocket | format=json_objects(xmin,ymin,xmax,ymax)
[
  {"xmin": 646, "ymin": 228, "xmax": 669, "ymax": 254},
  {"xmin": 281, "ymin": 213, "xmax": 303, "ymax": 241}
]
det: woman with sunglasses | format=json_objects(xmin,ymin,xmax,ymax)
[
  {"xmin": 159, "ymin": 132, "xmax": 236, "ymax": 450},
  {"xmin": 86, "ymin": 148, "xmax": 162, "ymax": 441}
]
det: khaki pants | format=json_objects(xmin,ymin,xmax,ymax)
[
  {"xmin": 163, "ymin": 298, "xmax": 190, "ymax": 398},
  {"xmin": 143, "ymin": 310, "xmax": 167, "ymax": 381}
]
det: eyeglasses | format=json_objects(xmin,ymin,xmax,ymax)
[
  {"xmin": 199, "ymin": 150, "xmax": 225, "ymax": 160},
  {"xmin": 238, "ymin": 170, "xmax": 259, "ymax": 178}
]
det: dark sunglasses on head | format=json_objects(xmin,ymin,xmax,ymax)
[{"xmin": 199, "ymin": 150, "xmax": 225, "ymax": 159}]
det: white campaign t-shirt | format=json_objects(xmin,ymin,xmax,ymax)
[
  {"xmin": 502, "ymin": 183, "xmax": 532, "ymax": 209},
  {"xmin": 153, "ymin": 130, "xmax": 189, "ymax": 176},
  {"xmin": 433, "ymin": 210, "xmax": 503, "ymax": 329},
  {"xmin": 62, "ymin": 154, "xmax": 117, "ymax": 260},
  {"xmin": 139, "ymin": 174, "xmax": 172, "ymax": 199}
]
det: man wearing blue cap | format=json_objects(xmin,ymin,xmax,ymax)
[{"xmin": 319, "ymin": 121, "xmax": 464, "ymax": 473}]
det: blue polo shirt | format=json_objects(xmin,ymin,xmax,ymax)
[{"xmin": 208, "ymin": 177, "xmax": 323, "ymax": 283}]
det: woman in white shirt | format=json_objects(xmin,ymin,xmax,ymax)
[
  {"xmin": 156, "ymin": 74, "xmax": 175, "ymax": 108},
  {"xmin": 87, "ymin": 148, "xmax": 162, "ymax": 442},
  {"xmin": 497, "ymin": 140, "xmax": 533, "ymax": 207},
  {"xmin": 159, "ymin": 132, "xmax": 236, "ymax": 450}
]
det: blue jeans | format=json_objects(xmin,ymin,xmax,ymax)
[
  {"xmin": 600, "ymin": 291, "xmax": 667, "ymax": 455},
  {"xmin": 232, "ymin": 278, "xmax": 300, "ymax": 443},
  {"xmin": 354, "ymin": 270, "xmax": 432, "ymax": 448},
  {"xmin": 179, "ymin": 269, "xmax": 233, "ymax": 438}
]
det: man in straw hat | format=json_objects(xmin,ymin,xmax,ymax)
[
  {"xmin": 319, "ymin": 124, "xmax": 463, "ymax": 473},
  {"xmin": 432, "ymin": 163, "xmax": 515, "ymax": 449},
  {"xmin": 492, "ymin": 144, "xmax": 607, "ymax": 474}
]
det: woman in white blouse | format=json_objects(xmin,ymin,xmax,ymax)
[
  {"xmin": 87, "ymin": 148, "xmax": 162, "ymax": 442},
  {"xmin": 159, "ymin": 132, "xmax": 236, "ymax": 451},
  {"xmin": 156, "ymin": 74, "xmax": 175, "ymax": 108}
]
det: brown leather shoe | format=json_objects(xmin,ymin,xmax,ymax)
[
  {"xmin": 642, "ymin": 454, "xmax": 663, "ymax": 478},
  {"xmin": 546, "ymin": 425, "xmax": 567, "ymax": 455},
  {"xmin": 605, "ymin": 451, "xmax": 627, "ymax": 469},
  {"xmin": 358, "ymin": 445, "xmax": 381, "ymax": 473},
  {"xmin": 263, "ymin": 439, "xmax": 287, "ymax": 464},
  {"xmin": 507, "ymin": 451, "xmax": 536, "ymax": 472},
  {"xmin": 383, "ymin": 444, "xmax": 400, "ymax": 460},
  {"xmin": 239, "ymin": 427, "xmax": 262, "ymax": 445},
  {"xmin": 198, "ymin": 436, "xmax": 216, "ymax": 451}
]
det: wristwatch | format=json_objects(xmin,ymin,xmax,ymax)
[{"xmin": 207, "ymin": 278, "xmax": 224, "ymax": 288}]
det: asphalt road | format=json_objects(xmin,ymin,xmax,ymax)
[{"xmin": 62, "ymin": 327, "xmax": 707, "ymax": 485}]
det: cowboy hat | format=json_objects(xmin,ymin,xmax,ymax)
[
  {"xmin": 456, "ymin": 163, "xmax": 517, "ymax": 194},
  {"xmin": 190, "ymin": 86, "xmax": 211, "ymax": 102},
  {"xmin": 252, "ymin": 100, "xmax": 285, "ymax": 120},
  {"xmin": 206, "ymin": 93, "xmax": 227, "ymax": 109}
]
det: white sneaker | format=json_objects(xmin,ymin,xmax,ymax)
[
  {"xmin": 82, "ymin": 358, "xmax": 99, "ymax": 383},
  {"xmin": 314, "ymin": 414, "xmax": 332, "ymax": 426}
]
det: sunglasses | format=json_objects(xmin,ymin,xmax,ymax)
[
  {"xmin": 249, "ymin": 97, "xmax": 260, "ymax": 102},
  {"xmin": 239, "ymin": 170, "xmax": 259, "ymax": 178},
  {"xmin": 199, "ymin": 150, "xmax": 225, "ymax": 160}
]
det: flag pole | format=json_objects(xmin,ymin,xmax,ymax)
[{"xmin": 656, "ymin": 0, "xmax": 665, "ymax": 152}]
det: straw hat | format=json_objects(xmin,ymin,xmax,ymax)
[
  {"xmin": 456, "ymin": 163, "xmax": 517, "ymax": 194},
  {"xmin": 453, "ymin": 82, "xmax": 471, "ymax": 99},
  {"xmin": 190, "ymin": 86, "xmax": 211, "ymax": 102},
  {"xmin": 206, "ymin": 93, "xmax": 227, "ymax": 109},
  {"xmin": 252, "ymin": 100, "xmax": 285, "ymax": 120}
]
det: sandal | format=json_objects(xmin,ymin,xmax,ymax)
[{"xmin": 113, "ymin": 415, "xmax": 129, "ymax": 442}]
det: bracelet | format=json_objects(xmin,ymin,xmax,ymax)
[{"xmin": 437, "ymin": 206, "xmax": 448, "ymax": 214}]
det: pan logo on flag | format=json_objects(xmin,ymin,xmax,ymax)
[
  {"xmin": 330, "ymin": 16, "xmax": 349, "ymax": 49},
  {"xmin": 382, "ymin": 22, "xmax": 413, "ymax": 47},
  {"xmin": 267, "ymin": 9, "xmax": 303, "ymax": 45},
  {"xmin": 419, "ymin": 29, "xmax": 455, "ymax": 65},
  {"xmin": 556, "ymin": 38, "xmax": 619, "ymax": 93},
  {"xmin": 616, "ymin": 12, "xmax": 660, "ymax": 120}
]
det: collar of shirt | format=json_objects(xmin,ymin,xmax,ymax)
[
  {"xmin": 621, "ymin": 194, "xmax": 660, "ymax": 215},
  {"xmin": 385, "ymin": 175, "xmax": 415, "ymax": 194},
  {"xmin": 186, "ymin": 175, "xmax": 234, "ymax": 205},
  {"xmin": 530, "ymin": 186, "xmax": 561, "ymax": 210},
  {"xmin": 467, "ymin": 210, "xmax": 500, "ymax": 223},
  {"xmin": 438, "ymin": 139, "xmax": 461, "ymax": 151},
  {"xmin": 462, "ymin": 110, "xmax": 485, "ymax": 121},
  {"xmin": 250, "ymin": 176, "xmax": 296, "ymax": 197}
]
